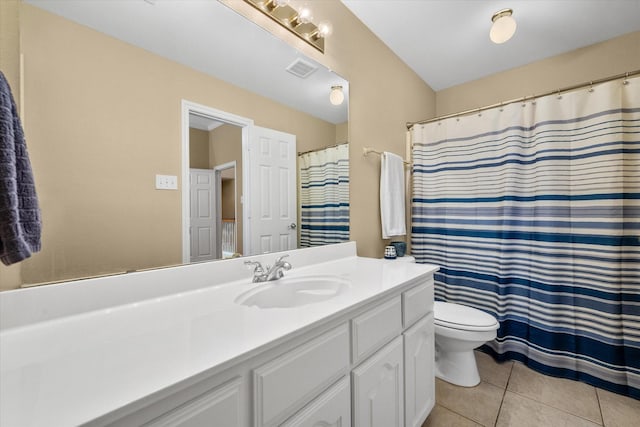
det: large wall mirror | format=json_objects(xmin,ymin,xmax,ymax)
[{"xmin": 15, "ymin": 0, "xmax": 349, "ymax": 287}]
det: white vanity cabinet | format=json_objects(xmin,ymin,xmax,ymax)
[
  {"xmin": 101, "ymin": 279, "xmax": 435, "ymax": 427},
  {"xmin": 1, "ymin": 244, "xmax": 438, "ymax": 427}
]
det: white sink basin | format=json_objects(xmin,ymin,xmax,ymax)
[{"xmin": 234, "ymin": 275, "xmax": 351, "ymax": 308}]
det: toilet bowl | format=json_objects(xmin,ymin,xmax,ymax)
[{"xmin": 434, "ymin": 301, "xmax": 499, "ymax": 387}]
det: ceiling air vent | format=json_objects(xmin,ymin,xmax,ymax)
[{"xmin": 285, "ymin": 58, "xmax": 318, "ymax": 79}]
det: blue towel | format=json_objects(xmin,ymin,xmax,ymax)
[{"xmin": 0, "ymin": 71, "xmax": 41, "ymax": 265}]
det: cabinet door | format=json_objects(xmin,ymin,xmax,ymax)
[
  {"xmin": 281, "ymin": 376, "xmax": 351, "ymax": 427},
  {"xmin": 143, "ymin": 377, "xmax": 243, "ymax": 427},
  {"xmin": 352, "ymin": 336, "xmax": 404, "ymax": 427},
  {"xmin": 404, "ymin": 314, "xmax": 435, "ymax": 427}
]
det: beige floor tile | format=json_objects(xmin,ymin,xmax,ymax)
[
  {"xmin": 475, "ymin": 351, "xmax": 513, "ymax": 389},
  {"xmin": 507, "ymin": 362, "xmax": 602, "ymax": 424},
  {"xmin": 497, "ymin": 391, "xmax": 601, "ymax": 427},
  {"xmin": 422, "ymin": 404, "xmax": 482, "ymax": 427},
  {"xmin": 436, "ymin": 378, "xmax": 504, "ymax": 426},
  {"xmin": 597, "ymin": 388, "xmax": 640, "ymax": 427}
]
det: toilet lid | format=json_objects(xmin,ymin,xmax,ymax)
[{"xmin": 434, "ymin": 301, "xmax": 498, "ymax": 330}]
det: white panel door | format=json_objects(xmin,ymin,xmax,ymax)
[
  {"xmin": 352, "ymin": 336, "xmax": 404, "ymax": 427},
  {"xmin": 248, "ymin": 126, "xmax": 297, "ymax": 255},
  {"xmin": 190, "ymin": 169, "xmax": 217, "ymax": 262},
  {"xmin": 403, "ymin": 314, "xmax": 435, "ymax": 427}
]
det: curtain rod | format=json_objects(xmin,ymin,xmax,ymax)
[
  {"xmin": 297, "ymin": 141, "xmax": 348, "ymax": 156},
  {"xmin": 406, "ymin": 69, "xmax": 640, "ymax": 130}
]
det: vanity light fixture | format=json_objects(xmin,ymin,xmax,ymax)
[
  {"xmin": 330, "ymin": 85, "xmax": 344, "ymax": 106},
  {"xmin": 490, "ymin": 8, "xmax": 517, "ymax": 44},
  {"xmin": 244, "ymin": 0, "xmax": 331, "ymax": 53}
]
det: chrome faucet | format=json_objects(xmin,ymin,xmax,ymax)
[{"xmin": 244, "ymin": 255, "xmax": 292, "ymax": 283}]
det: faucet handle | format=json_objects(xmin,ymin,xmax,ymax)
[
  {"xmin": 274, "ymin": 254, "xmax": 290, "ymax": 264},
  {"xmin": 244, "ymin": 260, "xmax": 264, "ymax": 273}
]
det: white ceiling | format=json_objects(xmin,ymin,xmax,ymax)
[
  {"xmin": 25, "ymin": 0, "xmax": 349, "ymax": 124},
  {"xmin": 25, "ymin": 0, "xmax": 640, "ymax": 111},
  {"xmin": 341, "ymin": 0, "xmax": 640, "ymax": 91}
]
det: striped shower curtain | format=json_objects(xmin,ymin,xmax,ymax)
[
  {"xmin": 411, "ymin": 76, "xmax": 639, "ymax": 398},
  {"xmin": 298, "ymin": 143, "xmax": 349, "ymax": 247}
]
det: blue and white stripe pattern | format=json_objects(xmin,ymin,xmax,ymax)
[
  {"xmin": 298, "ymin": 143, "xmax": 349, "ymax": 247},
  {"xmin": 412, "ymin": 77, "xmax": 640, "ymax": 398}
]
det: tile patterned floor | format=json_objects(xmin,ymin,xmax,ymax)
[{"xmin": 423, "ymin": 351, "xmax": 640, "ymax": 427}]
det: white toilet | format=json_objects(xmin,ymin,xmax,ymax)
[
  {"xmin": 388, "ymin": 255, "xmax": 499, "ymax": 386},
  {"xmin": 434, "ymin": 301, "xmax": 499, "ymax": 387}
]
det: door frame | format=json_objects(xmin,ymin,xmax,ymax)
[
  {"xmin": 181, "ymin": 100, "xmax": 253, "ymax": 264},
  {"xmin": 213, "ymin": 160, "xmax": 237, "ymax": 257}
]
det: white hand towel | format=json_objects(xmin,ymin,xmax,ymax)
[{"xmin": 380, "ymin": 151, "xmax": 406, "ymax": 239}]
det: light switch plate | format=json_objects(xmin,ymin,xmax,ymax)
[{"xmin": 155, "ymin": 174, "xmax": 178, "ymax": 190}]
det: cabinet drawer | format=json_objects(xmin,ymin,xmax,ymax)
[
  {"xmin": 253, "ymin": 324, "xmax": 350, "ymax": 427},
  {"xmin": 402, "ymin": 280, "xmax": 434, "ymax": 328},
  {"xmin": 281, "ymin": 376, "xmax": 351, "ymax": 427},
  {"xmin": 143, "ymin": 377, "xmax": 243, "ymax": 427},
  {"xmin": 351, "ymin": 296, "xmax": 402, "ymax": 363}
]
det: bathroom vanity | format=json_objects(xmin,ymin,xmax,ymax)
[{"xmin": 0, "ymin": 242, "xmax": 438, "ymax": 427}]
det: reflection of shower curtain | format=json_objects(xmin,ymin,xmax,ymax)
[
  {"xmin": 221, "ymin": 220, "xmax": 236, "ymax": 257},
  {"xmin": 412, "ymin": 77, "xmax": 640, "ymax": 398},
  {"xmin": 298, "ymin": 144, "xmax": 349, "ymax": 247}
]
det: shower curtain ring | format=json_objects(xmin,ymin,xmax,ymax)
[
  {"xmin": 556, "ymin": 89, "xmax": 562, "ymax": 100},
  {"xmin": 623, "ymin": 72, "xmax": 629, "ymax": 85},
  {"xmin": 588, "ymin": 82, "xmax": 594, "ymax": 92}
]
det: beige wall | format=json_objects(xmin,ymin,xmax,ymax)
[
  {"xmin": 0, "ymin": 0, "xmax": 20, "ymax": 96},
  {"xmin": 210, "ymin": 124, "xmax": 244, "ymax": 255},
  {"xmin": 221, "ymin": 180, "xmax": 235, "ymax": 220},
  {"xmin": 436, "ymin": 31, "xmax": 640, "ymax": 116},
  {"xmin": 13, "ymin": 4, "xmax": 342, "ymax": 285},
  {"xmin": 189, "ymin": 128, "xmax": 210, "ymax": 169},
  {"xmin": 335, "ymin": 121, "xmax": 348, "ymax": 144}
]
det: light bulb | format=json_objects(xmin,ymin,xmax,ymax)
[
  {"xmin": 298, "ymin": 7, "xmax": 313, "ymax": 24},
  {"xmin": 317, "ymin": 21, "xmax": 333, "ymax": 38},
  {"xmin": 330, "ymin": 86, "xmax": 344, "ymax": 106}
]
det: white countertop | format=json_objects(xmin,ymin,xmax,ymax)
[{"xmin": 0, "ymin": 243, "xmax": 437, "ymax": 427}]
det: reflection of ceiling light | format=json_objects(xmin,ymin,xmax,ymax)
[
  {"xmin": 330, "ymin": 85, "xmax": 344, "ymax": 105},
  {"xmin": 490, "ymin": 8, "xmax": 516, "ymax": 44}
]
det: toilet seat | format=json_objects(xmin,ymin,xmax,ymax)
[{"xmin": 434, "ymin": 301, "xmax": 499, "ymax": 332}]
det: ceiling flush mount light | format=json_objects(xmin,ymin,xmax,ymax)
[
  {"xmin": 490, "ymin": 8, "xmax": 517, "ymax": 44},
  {"xmin": 244, "ymin": 0, "xmax": 332, "ymax": 53},
  {"xmin": 330, "ymin": 85, "xmax": 344, "ymax": 105}
]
